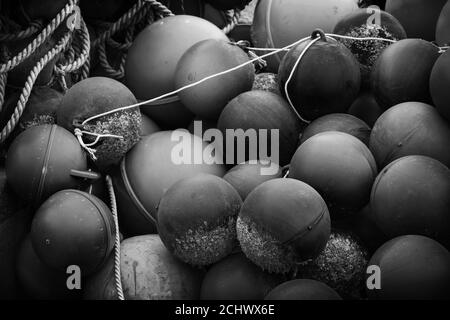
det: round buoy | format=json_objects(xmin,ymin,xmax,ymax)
[
  {"xmin": 84, "ymin": 235, "xmax": 204, "ymax": 300},
  {"xmin": 223, "ymin": 161, "xmax": 282, "ymax": 200},
  {"xmin": 385, "ymin": 0, "xmax": 447, "ymax": 41},
  {"xmin": 112, "ymin": 131, "xmax": 226, "ymax": 236},
  {"xmin": 371, "ymin": 155, "xmax": 450, "ymax": 247},
  {"xmin": 217, "ymin": 90, "xmax": 302, "ymax": 166},
  {"xmin": 5, "ymin": 125, "xmax": 87, "ymax": 206},
  {"xmin": 369, "ymin": 102, "xmax": 450, "ymax": 169},
  {"xmin": 371, "ymin": 38, "xmax": 440, "ymax": 110},
  {"xmin": 265, "ymin": 279, "xmax": 341, "ymax": 300},
  {"xmin": 290, "ymin": 132, "xmax": 377, "ymax": 216},
  {"xmin": 125, "ymin": 15, "xmax": 228, "ymax": 128},
  {"xmin": 157, "ymin": 174, "xmax": 242, "ymax": 266},
  {"xmin": 367, "ymin": 235, "xmax": 450, "ymax": 300},
  {"xmin": 436, "ymin": 1, "xmax": 450, "ymax": 46},
  {"xmin": 200, "ymin": 253, "xmax": 281, "ymax": 300},
  {"xmin": 57, "ymin": 77, "xmax": 141, "ymax": 171},
  {"xmin": 175, "ymin": 39, "xmax": 254, "ymax": 120},
  {"xmin": 237, "ymin": 178, "xmax": 331, "ymax": 274},
  {"xmin": 300, "ymin": 113, "xmax": 371, "ymax": 146},
  {"xmin": 31, "ymin": 190, "xmax": 115, "ymax": 276},
  {"xmin": 430, "ymin": 48, "xmax": 450, "ymax": 122},
  {"xmin": 278, "ymin": 30, "xmax": 361, "ymax": 121},
  {"xmin": 348, "ymin": 91, "xmax": 384, "ymax": 128},
  {"xmin": 252, "ymin": 0, "xmax": 359, "ymax": 72}
]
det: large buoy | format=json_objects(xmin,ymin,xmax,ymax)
[
  {"xmin": 125, "ymin": 15, "xmax": 228, "ymax": 128},
  {"xmin": 31, "ymin": 190, "xmax": 115, "ymax": 276},
  {"xmin": 430, "ymin": 48, "xmax": 450, "ymax": 122},
  {"xmin": 367, "ymin": 235, "xmax": 450, "ymax": 300},
  {"xmin": 385, "ymin": 0, "xmax": 447, "ymax": 41},
  {"xmin": 369, "ymin": 102, "xmax": 450, "ymax": 169},
  {"xmin": 371, "ymin": 156, "xmax": 450, "ymax": 248},
  {"xmin": 237, "ymin": 178, "xmax": 331, "ymax": 274},
  {"xmin": 251, "ymin": 0, "xmax": 359, "ymax": 72},
  {"xmin": 5, "ymin": 125, "xmax": 87, "ymax": 206},
  {"xmin": 157, "ymin": 174, "xmax": 242, "ymax": 266},
  {"xmin": 112, "ymin": 131, "xmax": 226, "ymax": 236},
  {"xmin": 84, "ymin": 235, "xmax": 204, "ymax": 300},
  {"xmin": 436, "ymin": 1, "xmax": 450, "ymax": 46},
  {"xmin": 175, "ymin": 39, "xmax": 255, "ymax": 120},
  {"xmin": 290, "ymin": 132, "xmax": 377, "ymax": 216},
  {"xmin": 278, "ymin": 30, "xmax": 361, "ymax": 121},
  {"xmin": 371, "ymin": 39, "xmax": 440, "ymax": 110},
  {"xmin": 265, "ymin": 279, "xmax": 341, "ymax": 300}
]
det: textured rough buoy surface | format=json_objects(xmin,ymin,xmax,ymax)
[
  {"xmin": 371, "ymin": 155, "xmax": 450, "ymax": 248},
  {"xmin": 290, "ymin": 132, "xmax": 377, "ymax": 216},
  {"xmin": 385, "ymin": 0, "xmax": 447, "ymax": 41},
  {"xmin": 5, "ymin": 125, "xmax": 87, "ymax": 206},
  {"xmin": 296, "ymin": 231, "xmax": 369, "ymax": 300},
  {"xmin": 367, "ymin": 235, "xmax": 450, "ymax": 300},
  {"xmin": 252, "ymin": 73, "xmax": 281, "ymax": 95},
  {"xmin": 278, "ymin": 34, "xmax": 361, "ymax": 121},
  {"xmin": 371, "ymin": 38, "xmax": 440, "ymax": 110},
  {"xmin": 223, "ymin": 161, "xmax": 282, "ymax": 200},
  {"xmin": 237, "ymin": 178, "xmax": 331, "ymax": 274},
  {"xmin": 200, "ymin": 252, "xmax": 281, "ymax": 300},
  {"xmin": 85, "ymin": 235, "xmax": 204, "ymax": 300},
  {"xmin": 265, "ymin": 279, "xmax": 341, "ymax": 300},
  {"xmin": 369, "ymin": 102, "xmax": 450, "ymax": 169},
  {"xmin": 430, "ymin": 48, "xmax": 450, "ymax": 122},
  {"xmin": 175, "ymin": 39, "xmax": 255, "ymax": 120},
  {"xmin": 157, "ymin": 174, "xmax": 242, "ymax": 266},
  {"xmin": 333, "ymin": 8, "xmax": 406, "ymax": 89},
  {"xmin": 31, "ymin": 190, "xmax": 115, "ymax": 276},
  {"xmin": 112, "ymin": 131, "xmax": 226, "ymax": 236},
  {"xmin": 252, "ymin": 0, "xmax": 358, "ymax": 72},
  {"xmin": 125, "ymin": 15, "xmax": 228, "ymax": 128},
  {"xmin": 300, "ymin": 113, "xmax": 371, "ymax": 146},
  {"xmin": 57, "ymin": 77, "xmax": 142, "ymax": 171}
]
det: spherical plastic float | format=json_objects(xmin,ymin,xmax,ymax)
[
  {"xmin": 367, "ymin": 235, "xmax": 450, "ymax": 300},
  {"xmin": 265, "ymin": 279, "xmax": 341, "ymax": 300},
  {"xmin": 175, "ymin": 39, "xmax": 255, "ymax": 120},
  {"xmin": 348, "ymin": 91, "xmax": 384, "ymax": 128},
  {"xmin": 31, "ymin": 190, "xmax": 115, "ymax": 276},
  {"xmin": 290, "ymin": 131, "xmax": 378, "ymax": 216},
  {"xmin": 112, "ymin": 130, "xmax": 226, "ymax": 236},
  {"xmin": 5, "ymin": 124, "xmax": 88, "ymax": 206},
  {"xmin": 157, "ymin": 174, "xmax": 242, "ymax": 266},
  {"xmin": 371, "ymin": 38, "xmax": 440, "ymax": 110},
  {"xmin": 436, "ymin": 0, "xmax": 450, "ymax": 46},
  {"xmin": 430, "ymin": 48, "xmax": 450, "ymax": 122},
  {"xmin": 369, "ymin": 102, "xmax": 450, "ymax": 169},
  {"xmin": 278, "ymin": 30, "xmax": 361, "ymax": 121},
  {"xmin": 252, "ymin": 0, "xmax": 359, "ymax": 72},
  {"xmin": 125, "ymin": 15, "xmax": 228, "ymax": 128},
  {"xmin": 371, "ymin": 155, "xmax": 450, "ymax": 248},
  {"xmin": 237, "ymin": 178, "xmax": 331, "ymax": 274},
  {"xmin": 84, "ymin": 235, "xmax": 204, "ymax": 300}
]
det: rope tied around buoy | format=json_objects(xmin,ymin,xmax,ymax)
[
  {"xmin": 105, "ymin": 175, "xmax": 125, "ymax": 301},
  {"xmin": 74, "ymin": 31, "xmax": 411, "ymax": 157}
]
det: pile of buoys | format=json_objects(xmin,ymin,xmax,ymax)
[{"xmin": 1, "ymin": 0, "xmax": 449, "ymax": 301}]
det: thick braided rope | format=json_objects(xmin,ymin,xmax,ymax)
[
  {"xmin": 0, "ymin": 72, "xmax": 6, "ymax": 114},
  {"xmin": 105, "ymin": 175, "xmax": 125, "ymax": 301},
  {"xmin": 0, "ymin": 0, "xmax": 76, "ymax": 73},
  {"xmin": 0, "ymin": 32, "xmax": 71, "ymax": 144},
  {"xmin": 56, "ymin": 18, "xmax": 90, "ymax": 74},
  {"xmin": 0, "ymin": 20, "xmax": 43, "ymax": 42},
  {"xmin": 92, "ymin": 0, "xmax": 171, "ymax": 49},
  {"xmin": 222, "ymin": 9, "xmax": 241, "ymax": 35}
]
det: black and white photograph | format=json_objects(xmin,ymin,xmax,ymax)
[{"xmin": 0, "ymin": 0, "xmax": 449, "ymax": 314}]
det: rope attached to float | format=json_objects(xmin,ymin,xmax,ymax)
[{"xmin": 106, "ymin": 175, "xmax": 125, "ymax": 301}]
